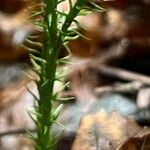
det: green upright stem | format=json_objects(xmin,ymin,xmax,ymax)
[
  {"xmin": 35, "ymin": 0, "xmax": 60, "ymax": 149},
  {"xmin": 31, "ymin": 0, "xmax": 88, "ymax": 149}
]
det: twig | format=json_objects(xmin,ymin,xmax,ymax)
[
  {"xmin": 95, "ymin": 81, "xmax": 143, "ymax": 95},
  {"xmin": 98, "ymin": 65, "xmax": 150, "ymax": 85},
  {"xmin": 0, "ymin": 128, "xmax": 37, "ymax": 137},
  {"xmin": 141, "ymin": 135, "xmax": 147, "ymax": 150}
]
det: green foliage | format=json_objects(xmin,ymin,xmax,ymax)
[{"xmin": 26, "ymin": 0, "xmax": 103, "ymax": 149}]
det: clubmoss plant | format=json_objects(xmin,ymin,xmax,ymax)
[{"xmin": 26, "ymin": 0, "xmax": 104, "ymax": 149}]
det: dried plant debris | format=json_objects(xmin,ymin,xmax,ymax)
[
  {"xmin": 72, "ymin": 111, "xmax": 150, "ymax": 150},
  {"xmin": 117, "ymin": 130, "xmax": 150, "ymax": 150},
  {"xmin": 0, "ymin": 81, "xmax": 35, "ymax": 150},
  {"xmin": 0, "ymin": 76, "xmax": 150, "ymax": 149},
  {"xmin": 0, "ymin": 0, "xmax": 150, "ymax": 149}
]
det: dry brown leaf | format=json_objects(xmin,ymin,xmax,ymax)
[{"xmin": 72, "ymin": 111, "xmax": 150, "ymax": 150}]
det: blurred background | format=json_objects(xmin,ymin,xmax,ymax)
[{"xmin": 0, "ymin": 0, "xmax": 150, "ymax": 149}]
